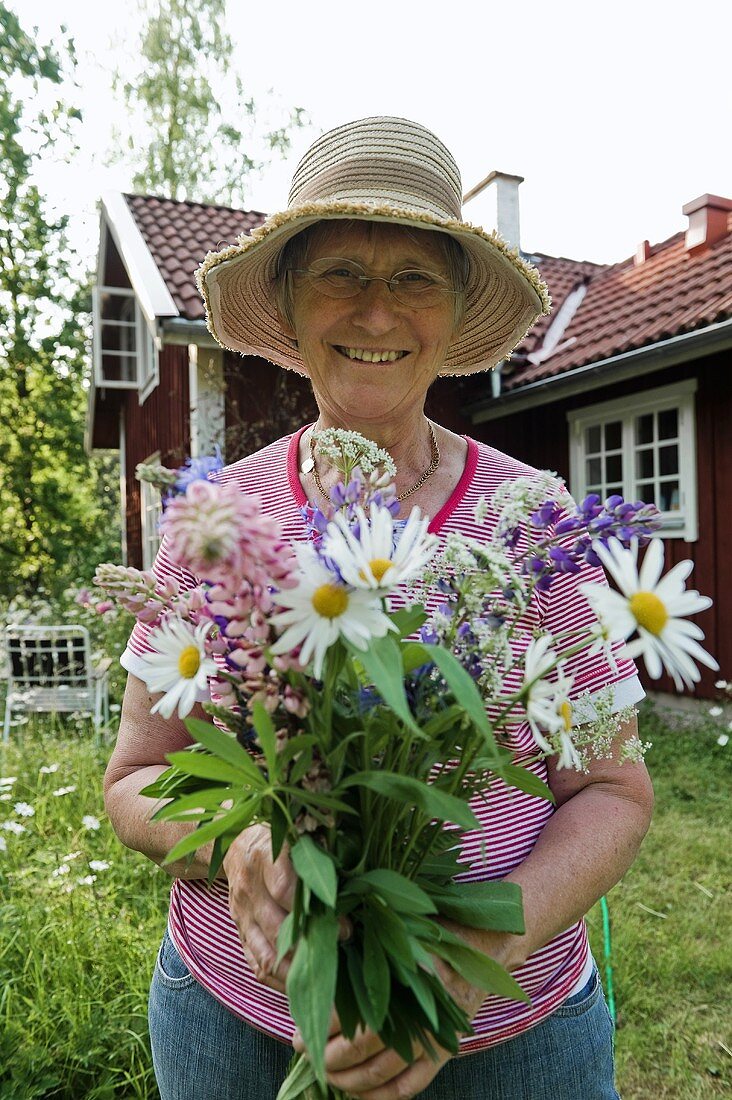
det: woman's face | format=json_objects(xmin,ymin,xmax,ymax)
[{"xmin": 281, "ymin": 222, "xmax": 460, "ymax": 426}]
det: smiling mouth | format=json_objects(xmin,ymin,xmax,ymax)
[{"xmin": 334, "ymin": 346, "xmax": 409, "ymax": 363}]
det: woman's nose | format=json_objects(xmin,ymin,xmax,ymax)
[{"xmin": 349, "ymin": 280, "xmax": 401, "ymax": 334}]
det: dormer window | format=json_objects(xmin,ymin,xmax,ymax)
[{"xmin": 92, "ymin": 228, "xmax": 159, "ymax": 400}]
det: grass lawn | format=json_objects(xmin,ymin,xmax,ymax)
[{"xmin": 0, "ymin": 699, "xmax": 729, "ymax": 1098}]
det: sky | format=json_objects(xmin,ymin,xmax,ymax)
[{"xmin": 28, "ymin": 0, "xmax": 732, "ymax": 270}]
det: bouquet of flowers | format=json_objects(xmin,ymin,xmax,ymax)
[{"xmin": 95, "ymin": 430, "xmax": 716, "ymax": 1100}]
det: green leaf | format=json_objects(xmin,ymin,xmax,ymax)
[
  {"xmin": 343, "ymin": 869, "xmax": 437, "ymax": 915},
  {"xmin": 290, "ymin": 836, "xmax": 338, "ymax": 908},
  {"xmin": 347, "ymin": 634, "xmax": 422, "ymax": 735},
  {"xmin": 286, "ymin": 910, "xmax": 340, "ymax": 1082},
  {"xmin": 151, "ymin": 788, "xmax": 236, "ymax": 821},
  {"xmin": 184, "ymin": 716, "xmax": 252, "ymax": 771},
  {"xmin": 165, "ymin": 749, "xmax": 257, "ymax": 786},
  {"xmin": 343, "ymin": 771, "xmax": 480, "ymax": 830},
  {"xmin": 251, "ymin": 701, "xmax": 278, "ymax": 775},
  {"xmin": 362, "ymin": 919, "xmax": 391, "ymax": 1031},
  {"xmin": 429, "ymin": 881, "xmax": 526, "ymax": 934},
  {"xmin": 345, "ymin": 944, "xmax": 380, "ymax": 1033},
  {"xmin": 373, "ymin": 906, "xmax": 417, "ymax": 972},
  {"xmin": 401, "ymin": 641, "xmax": 433, "ymax": 675},
  {"xmin": 270, "ymin": 802, "xmax": 288, "ymax": 861},
  {"xmin": 162, "ymin": 800, "xmax": 258, "ymax": 865},
  {"xmin": 276, "ymin": 911, "xmax": 296, "ymax": 966},
  {"xmin": 431, "ymin": 935, "xmax": 530, "ymax": 1003},
  {"xmin": 402, "ymin": 967, "xmax": 439, "ymax": 1030},
  {"xmin": 419, "ymin": 644, "xmax": 501, "ymax": 759},
  {"xmin": 275, "ymin": 1050, "xmax": 317, "ymax": 1100},
  {"xmin": 389, "ymin": 607, "xmax": 427, "ymax": 638},
  {"xmin": 496, "ymin": 763, "xmax": 554, "ymax": 802}
]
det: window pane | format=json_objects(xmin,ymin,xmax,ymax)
[
  {"xmin": 101, "ymin": 323, "xmax": 136, "ymax": 355},
  {"xmin": 604, "ymin": 421, "xmax": 622, "ymax": 450},
  {"xmin": 636, "ymin": 449, "xmax": 655, "ymax": 480},
  {"xmin": 636, "ymin": 481, "xmax": 655, "ymax": 505},
  {"xmin": 100, "ymin": 291, "xmax": 135, "ymax": 323},
  {"xmin": 607, "ymin": 484, "xmax": 623, "ymax": 498},
  {"xmin": 659, "ymin": 444, "xmax": 679, "ymax": 476},
  {"xmin": 101, "ymin": 353, "xmax": 137, "ymax": 382},
  {"xmin": 635, "ymin": 414, "xmax": 654, "ymax": 445},
  {"xmin": 658, "ymin": 408, "xmax": 678, "ymax": 440},
  {"xmin": 586, "ymin": 457, "xmax": 602, "ymax": 484},
  {"xmin": 660, "ymin": 481, "xmax": 680, "ymax": 512},
  {"xmin": 605, "ymin": 454, "xmax": 623, "ymax": 483},
  {"xmin": 586, "ymin": 425, "xmax": 601, "ymax": 453}
]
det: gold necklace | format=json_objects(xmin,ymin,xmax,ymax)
[{"xmin": 302, "ymin": 423, "xmax": 440, "ymax": 504}]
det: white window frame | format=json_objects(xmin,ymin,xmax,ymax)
[
  {"xmin": 140, "ymin": 453, "xmax": 163, "ymax": 569},
  {"xmin": 92, "ymin": 286, "xmax": 159, "ymax": 399},
  {"xmin": 567, "ymin": 379, "xmax": 698, "ymax": 541}
]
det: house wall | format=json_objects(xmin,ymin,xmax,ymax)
[
  {"xmin": 467, "ymin": 355, "xmax": 730, "ymax": 698},
  {"xmin": 123, "ymin": 344, "xmax": 191, "ymax": 567}
]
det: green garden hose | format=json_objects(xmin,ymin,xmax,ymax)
[{"xmin": 600, "ymin": 895, "xmax": 617, "ymax": 1023}]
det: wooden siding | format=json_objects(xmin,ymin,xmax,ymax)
[
  {"xmin": 468, "ymin": 355, "xmax": 730, "ymax": 699},
  {"xmin": 124, "ymin": 344, "xmax": 190, "ymax": 567}
]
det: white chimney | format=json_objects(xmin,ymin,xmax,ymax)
[
  {"xmin": 682, "ymin": 194, "xmax": 732, "ymax": 255},
  {"xmin": 463, "ymin": 171, "xmax": 524, "ymax": 250}
]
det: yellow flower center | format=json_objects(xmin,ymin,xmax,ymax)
[
  {"xmin": 177, "ymin": 645, "xmax": 201, "ymax": 679},
  {"xmin": 629, "ymin": 591, "xmax": 668, "ymax": 636},
  {"xmin": 367, "ymin": 558, "xmax": 394, "ymax": 583},
  {"xmin": 312, "ymin": 583, "xmax": 349, "ymax": 619},
  {"xmin": 559, "ymin": 700, "xmax": 572, "ymax": 732}
]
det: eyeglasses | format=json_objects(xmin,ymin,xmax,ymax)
[{"xmin": 287, "ymin": 257, "xmax": 457, "ymax": 309}]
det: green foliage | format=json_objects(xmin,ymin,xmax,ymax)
[
  {"xmin": 0, "ymin": 4, "xmax": 121, "ymax": 601},
  {"xmin": 111, "ymin": 0, "xmax": 307, "ymax": 206}
]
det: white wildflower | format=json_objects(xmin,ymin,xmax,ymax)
[
  {"xmin": 715, "ymin": 679, "xmax": 728, "ymax": 690},
  {"xmin": 581, "ymin": 538, "xmax": 718, "ymax": 691},
  {"xmin": 2, "ymin": 821, "xmax": 26, "ymax": 835},
  {"xmin": 324, "ymin": 504, "xmax": 438, "ymax": 592},
  {"xmin": 0, "ymin": 836, "xmax": 6, "ymax": 852},
  {"xmin": 89, "ymin": 859, "xmax": 110, "ymax": 872},
  {"xmin": 314, "ymin": 428, "xmax": 396, "ymax": 477},
  {"xmin": 82, "ymin": 815, "xmax": 101, "ymax": 831},
  {"xmin": 39, "ymin": 764, "xmax": 59, "ymax": 774},
  {"xmin": 709, "ymin": 706, "xmax": 723, "ymax": 718},
  {"xmin": 14, "ymin": 802, "xmax": 35, "ymax": 817},
  {"xmin": 52, "ymin": 786, "xmax": 77, "ymax": 797},
  {"xmin": 52, "ymin": 864, "xmax": 71, "ymax": 877},
  {"xmin": 0, "ymin": 777, "xmax": 18, "ymax": 787},
  {"xmin": 77, "ymin": 874, "xmax": 97, "ymax": 886},
  {"xmin": 138, "ymin": 619, "xmax": 218, "ymax": 720},
  {"xmin": 718, "ymin": 733, "xmax": 729, "ymax": 747}
]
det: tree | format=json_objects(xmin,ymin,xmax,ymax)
[
  {"xmin": 112, "ymin": 0, "xmax": 307, "ymax": 206},
  {"xmin": 0, "ymin": 4, "xmax": 120, "ymax": 600}
]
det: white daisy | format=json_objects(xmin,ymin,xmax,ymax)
[
  {"xmin": 52, "ymin": 786, "xmax": 77, "ymax": 797},
  {"xmin": 270, "ymin": 543, "xmax": 395, "ymax": 678},
  {"xmin": 2, "ymin": 821, "xmax": 26, "ymax": 835},
  {"xmin": 520, "ymin": 636, "xmax": 576, "ymax": 756},
  {"xmin": 14, "ymin": 802, "xmax": 35, "ymax": 817},
  {"xmin": 323, "ymin": 504, "xmax": 438, "ymax": 591},
  {"xmin": 0, "ymin": 777, "xmax": 18, "ymax": 787},
  {"xmin": 139, "ymin": 618, "xmax": 218, "ymax": 719},
  {"xmin": 82, "ymin": 815, "xmax": 101, "ymax": 831},
  {"xmin": 581, "ymin": 538, "xmax": 718, "ymax": 691}
]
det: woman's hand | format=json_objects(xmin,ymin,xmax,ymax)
[{"xmin": 223, "ymin": 824, "xmax": 296, "ymax": 993}]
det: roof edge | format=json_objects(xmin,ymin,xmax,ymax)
[
  {"xmin": 468, "ymin": 316, "xmax": 732, "ymax": 423},
  {"xmin": 100, "ymin": 192, "xmax": 179, "ymax": 323}
]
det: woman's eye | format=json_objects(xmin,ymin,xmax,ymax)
[
  {"xmin": 320, "ymin": 265, "xmax": 359, "ymax": 280},
  {"xmin": 395, "ymin": 271, "xmax": 435, "ymax": 287}
]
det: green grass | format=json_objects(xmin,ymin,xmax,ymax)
[
  {"xmin": 587, "ymin": 700, "xmax": 732, "ymax": 1099},
  {"xmin": 0, "ymin": 701, "xmax": 729, "ymax": 1098}
]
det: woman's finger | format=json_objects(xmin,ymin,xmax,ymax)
[
  {"xmin": 322, "ymin": 1027, "xmax": 390, "ymax": 1073},
  {"xmin": 327, "ymin": 1047, "xmax": 414, "ymax": 1095}
]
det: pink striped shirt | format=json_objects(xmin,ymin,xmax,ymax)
[{"xmin": 122, "ymin": 430, "xmax": 643, "ymax": 1051}]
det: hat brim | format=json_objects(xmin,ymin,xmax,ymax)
[{"xmin": 196, "ymin": 200, "xmax": 551, "ymax": 377}]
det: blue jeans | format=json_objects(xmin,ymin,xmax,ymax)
[{"xmin": 149, "ymin": 928, "xmax": 619, "ymax": 1099}]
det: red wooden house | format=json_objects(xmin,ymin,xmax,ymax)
[{"xmin": 87, "ymin": 188, "xmax": 732, "ymax": 696}]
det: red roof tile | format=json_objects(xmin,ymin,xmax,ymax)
[
  {"xmin": 124, "ymin": 194, "xmax": 265, "ymax": 320},
  {"xmin": 508, "ymin": 214, "xmax": 732, "ymax": 389}
]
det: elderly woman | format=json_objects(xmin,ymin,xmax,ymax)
[{"xmin": 105, "ymin": 117, "xmax": 652, "ymax": 1100}]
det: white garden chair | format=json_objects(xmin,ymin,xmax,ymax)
[{"xmin": 2, "ymin": 624, "xmax": 111, "ymax": 742}]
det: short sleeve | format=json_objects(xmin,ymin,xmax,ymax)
[{"xmin": 120, "ymin": 536, "xmax": 199, "ymax": 681}]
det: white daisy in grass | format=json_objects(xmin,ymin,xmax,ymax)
[
  {"xmin": 139, "ymin": 619, "xmax": 218, "ymax": 719},
  {"xmin": 581, "ymin": 538, "xmax": 718, "ymax": 691},
  {"xmin": 270, "ymin": 543, "xmax": 395, "ymax": 678},
  {"xmin": 520, "ymin": 636, "xmax": 576, "ymax": 757},
  {"xmin": 323, "ymin": 504, "xmax": 438, "ymax": 592}
]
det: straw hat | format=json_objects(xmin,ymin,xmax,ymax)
[{"xmin": 196, "ymin": 116, "xmax": 551, "ymax": 376}]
